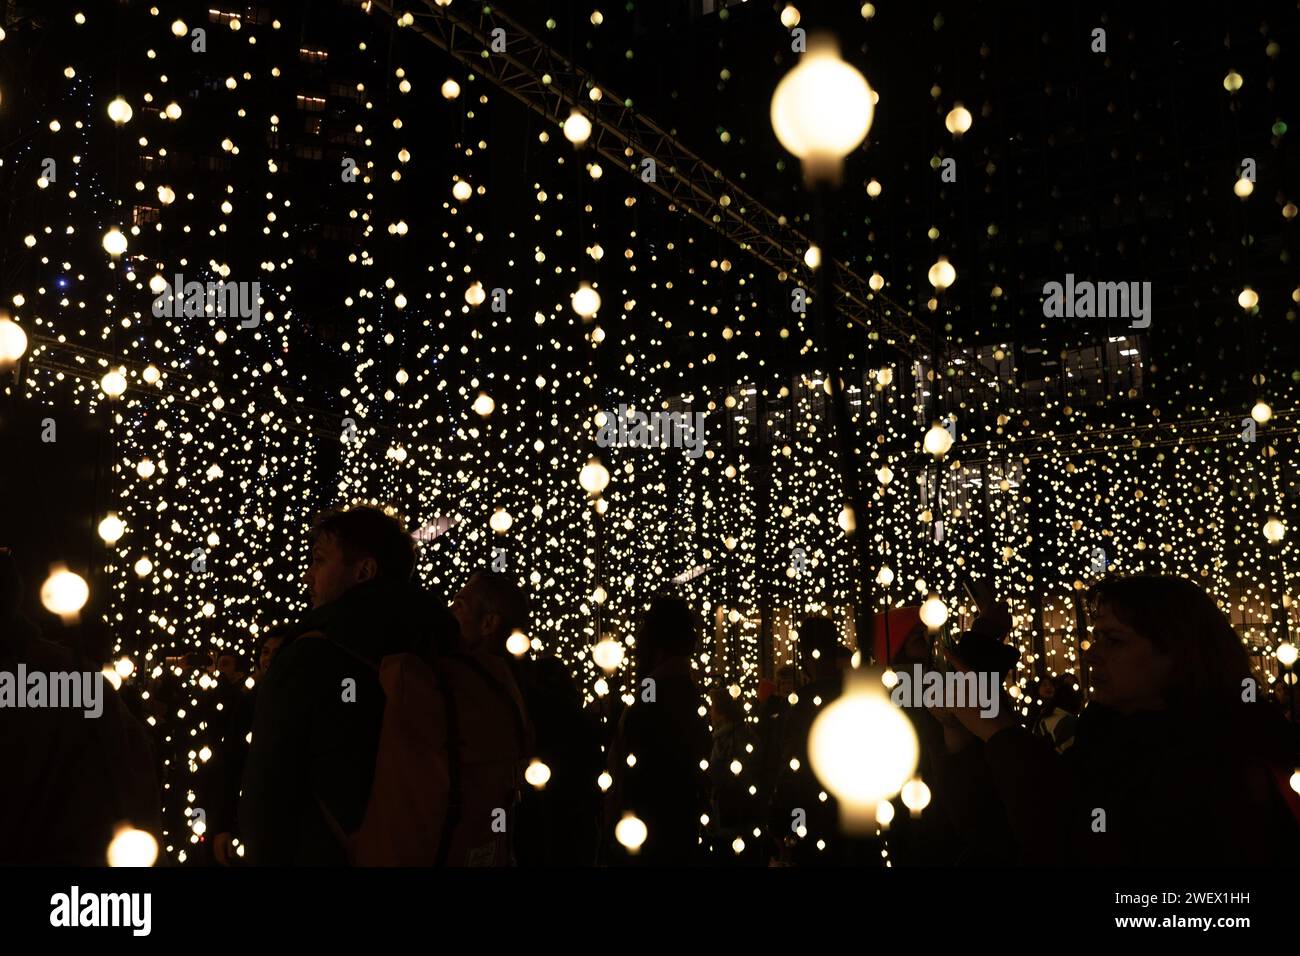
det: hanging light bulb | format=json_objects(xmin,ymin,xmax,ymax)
[
  {"xmin": 1276, "ymin": 643, "xmax": 1299, "ymax": 668},
  {"xmin": 579, "ymin": 457, "xmax": 610, "ymax": 496},
  {"xmin": 471, "ymin": 392, "xmax": 495, "ymax": 417},
  {"xmin": 1238, "ymin": 287, "xmax": 1259, "ymax": 310},
  {"xmin": 901, "ymin": 778, "xmax": 932, "ymax": 815},
  {"xmin": 615, "ymin": 813, "xmax": 648, "ymax": 852},
  {"xmin": 593, "ymin": 638, "xmax": 625, "ymax": 671},
  {"xmin": 97, "ymin": 514, "xmax": 126, "ymax": 545},
  {"xmin": 1263, "ymin": 516, "xmax": 1286, "ymax": 544},
  {"xmin": 807, "ymin": 670, "xmax": 919, "ymax": 832},
  {"xmin": 524, "ymin": 759, "xmax": 551, "ymax": 789},
  {"xmin": 506, "ymin": 629, "xmax": 530, "ymax": 656},
  {"xmin": 489, "ymin": 508, "xmax": 513, "ymax": 533},
  {"xmin": 924, "ymin": 421, "xmax": 954, "ymax": 457},
  {"xmin": 1251, "ymin": 400, "xmax": 1272, "ymax": 424},
  {"xmin": 919, "ymin": 594, "xmax": 948, "ymax": 630},
  {"xmin": 563, "ymin": 109, "xmax": 592, "ymax": 145},
  {"xmin": 107, "ymin": 97, "xmax": 133, "ymax": 125},
  {"xmin": 40, "ymin": 565, "xmax": 89, "ymax": 620},
  {"xmin": 770, "ymin": 34, "xmax": 875, "ymax": 184},
  {"xmin": 107, "ymin": 826, "xmax": 158, "ymax": 867},
  {"xmin": 927, "ymin": 256, "xmax": 956, "ymax": 291},
  {"xmin": 876, "ymin": 565, "xmax": 894, "ymax": 588},
  {"xmin": 100, "ymin": 368, "xmax": 127, "ymax": 398},
  {"xmin": 0, "ymin": 316, "xmax": 28, "ymax": 365},
  {"xmin": 102, "ymin": 228, "xmax": 128, "ymax": 257},
  {"xmin": 572, "ymin": 283, "xmax": 601, "ymax": 319},
  {"xmin": 441, "ymin": 78, "xmax": 461, "ymax": 99},
  {"xmin": 944, "ymin": 103, "xmax": 972, "ymax": 135}
]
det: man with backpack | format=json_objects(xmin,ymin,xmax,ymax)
[{"xmin": 240, "ymin": 504, "xmax": 514, "ymax": 865}]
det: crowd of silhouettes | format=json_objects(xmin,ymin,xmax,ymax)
[{"xmin": 3, "ymin": 505, "xmax": 1299, "ymax": 867}]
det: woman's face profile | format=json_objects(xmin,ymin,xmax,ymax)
[{"xmin": 1084, "ymin": 602, "xmax": 1172, "ymax": 714}]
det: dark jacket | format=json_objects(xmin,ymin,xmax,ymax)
[
  {"xmin": 238, "ymin": 578, "xmax": 457, "ymax": 865},
  {"xmin": 1, "ymin": 552, "xmax": 163, "ymax": 865},
  {"xmin": 609, "ymin": 657, "xmax": 711, "ymax": 865},
  {"xmin": 970, "ymin": 702, "xmax": 1300, "ymax": 865}
]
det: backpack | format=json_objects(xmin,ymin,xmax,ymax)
[{"xmin": 310, "ymin": 636, "xmax": 532, "ymax": 866}]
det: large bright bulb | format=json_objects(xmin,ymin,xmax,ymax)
[
  {"xmin": 927, "ymin": 256, "xmax": 956, "ymax": 291},
  {"xmin": 615, "ymin": 813, "xmax": 648, "ymax": 852},
  {"xmin": 102, "ymin": 228, "xmax": 128, "ymax": 257},
  {"xmin": 98, "ymin": 514, "xmax": 126, "ymax": 544},
  {"xmin": 919, "ymin": 594, "xmax": 948, "ymax": 630},
  {"xmin": 0, "ymin": 317, "xmax": 28, "ymax": 364},
  {"xmin": 100, "ymin": 368, "xmax": 128, "ymax": 398},
  {"xmin": 924, "ymin": 422, "xmax": 954, "ymax": 457},
  {"xmin": 563, "ymin": 110, "xmax": 592, "ymax": 145},
  {"xmin": 107, "ymin": 827, "xmax": 158, "ymax": 867},
  {"xmin": 40, "ymin": 566, "xmax": 89, "ymax": 619},
  {"xmin": 944, "ymin": 104, "xmax": 972, "ymax": 135},
  {"xmin": 1276, "ymin": 643, "xmax": 1299, "ymax": 668},
  {"xmin": 1251, "ymin": 401, "xmax": 1273, "ymax": 425},
  {"xmin": 593, "ymin": 638, "xmax": 624, "ymax": 671},
  {"xmin": 1263, "ymin": 516, "xmax": 1286, "ymax": 544},
  {"xmin": 807, "ymin": 671, "xmax": 918, "ymax": 832},
  {"xmin": 107, "ymin": 97, "xmax": 133, "ymax": 124},
  {"xmin": 572, "ymin": 283, "xmax": 601, "ymax": 319},
  {"xmin": 770, "ymin": 35, "xmax": 874, "ymax": 183},
  {"xmin": 579, "ymin": 457, "xmax": 610, "ymax": 495}
]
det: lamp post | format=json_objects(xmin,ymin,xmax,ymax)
[{"xmin": 772, "ymin": 34, "xmax": 877, "ymax": 657}]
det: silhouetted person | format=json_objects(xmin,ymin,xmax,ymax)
[
  {"xmin": 239, "ymin": 506, "xmax": 457, "ymax": 865},
  {"xmin": 0, "ymin": 548, "xmax": 163, "ymax": 864},
  {"xmin": 609, "ymin": 595, "xmax": 711, "ymax": 865},
  {"xmin": 1030, "ymin": 674, "xmax": 1080, "ymax": 753},
  {"xmin": 451, "ymin": 568, "xmax": 603, "ymax": 866},
  {"xmin": 933, "ymin": 575, "xmax": 1300, "ymax": 864},
  {"xmin": 210, "ymin": 626, "xmax": 287, "ymax": 866}
]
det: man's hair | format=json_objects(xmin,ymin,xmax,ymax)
[
  {"xmin": 636, "ymin": 595, "xmax": 699, "ymax": 659},
  {"xmin": 468, "ymin": 568, "xmax": 529, "ymax": 637},
  {"xmin": 312, "ymin": 505, "xmax": 417, "ymax": 581}
]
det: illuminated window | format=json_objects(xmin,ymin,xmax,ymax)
[
  {"xmin": 299, "ymin": 48, "xmax": 328, "ymax": 64},
  {"xmin": 295, "ymin": 94, "xmax": 327, "ymax": 112}
]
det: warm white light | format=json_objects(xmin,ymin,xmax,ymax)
[
  {"xmin": 465, "ymin": 281, "xmax": 486, "ymax": 306},
  {"xmin": 807, "ymin": 671, "xmax": 919, "ymax": 831},
  {"xmin": 1251, "ymin": 401, "xmax": 1273, "ymax": 424},
  {"xmin": 563, "ymin": 110, "xmax": 593, "ymax": 145},
  {"xmin": 142, "ymin": 364, "xmax": 160, "ymax": 384},
  {"xmin": 876, "ymin": 465, "xmax": 893, "ymax": 486},
  {"xmin": 593, "ymin": 638, "xmax": 624, "ymax": 671},
  {"xmin": 441, "ymin": 78, "xmax": 461, "ymax": 100},
  {"xmin": 1238, "ymin": 287, "xmax": 1258, "ymax": 310},
  {"xmin": 40, "ymin": 566, "xmax": 89, "ymax": 619},
  {"xmin": 98, "ymin": 514, "xmax": 126, "ymax": 545},
  {"xmin": 1263, "ymin": 516, "xmax": 1286, "ymax": 544},
  {"xmin": 1223, "ymin": 70, "xmax": 1243, "ymax": 92},
  {"xmin": 876, "ymin": 565, "xmax": 894, "ymax": 588},
  {"xmin": 919, "ymin": 594, "xmax": 948, "ymax": 630},
  {"xmin": 779, "ymin": 5, "xmax": 800, "ymax": 28},
  {"xmin": 924, "ymin": 421, "xmax": 954, "ymax": 457},
  {"xmin": 171, "ymin": 19, "xmax": 188, "ymax": 37},
  {"xmin": 115, "ymin": 657, "xmax": 135, "ymax": 678},
  {"xmin": 472, "ymin": 392, "xmax": 495, "ymax": 417},
  {"xmin": 452, "ymin": 180, "xmax": 472, "ymax": 201},
  {"xmin": 1276, "ymin": 643, "xmax": 1299, "ymax": 668},
  {"xmin": 134, "ymin": 557, "xmax": 154, "ymax": 577},
  {"xmin": 944, "ymin": 104, "xmax": 972, "ymax": 135},
  {"xmin": 770, "ymin": 35, "xmax": 874, "ymax": 183},
  {"xmin": 506, "ymin": 629, "xmax": 530, "ymax": 656},
  {"xmin": 107, "ymin": 827, "xmax": 158, "ymax": 867},
  {"xmin": 866, "ymin": 178, "xmax": 882, "ymax": 197},
  {"xmin": 102, "ymin": 228, "xmax": 128, "ymax": 257},
  {"xmin": 489, "ymin": 508, "xmax": 513, "ymax": 533},
  {"xmin": 598, "ymin": 771, "xmax": 613, "ymax": 792},
  {"xmin": 107, "ymin": 97, "xmax": 133, "ymax": 124},
  {"xmin": 615, "ymin": 814, "xmax": 648, "ymax": 852},
  {"xmin": 838, "ymin": 505, "xmax": 856, "ymax": 534},
  {"xmin": 927, "ymin": 256, "xmax": 956, "ymax": 291},
  {"xmin": 868, "ymin": 271, "xmax": 884, "ymax": 290},
  {"xmin": 1234, "ymin": 177, "xmax": 1254, "ymax": 198},
  {"xmin": 901, "ymin": 777, "xmax": 932, "ymax": 813},
  {"xmin": 524, "ymin": 760, "xmax": 551, "ymax": 789},
  {"xmin": 100, "ymin": 368, "xmax": 128, "ymax": 398},
  {"xmin": 136, "ymin": 459, "xmax": 155, "ymax": 479},
  {"xmin": 804, "ymin": 245, "xmax": 821, "ymax": 270},
  {"xmin": 875, "ymin": 799, "xmax": 895, "ymax": 826},
  {"xmin": 580, "ymin": 457, "xmax": 610, "ymax": 495},
  {"xmin": 0, "ymin": 317, "xmax": 28, "ymax": 364},
  {"xmin": 572, "ymin": 283, "xmax": 601, "ymax": 319}
]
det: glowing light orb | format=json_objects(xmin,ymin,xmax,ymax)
[
  {"xmin": 40, "ymin": 566, "xmax": 89, "ymax": 618},
  {"xmin": 107, "ymin": 827, "xmax": 158, "ymax": 867}
]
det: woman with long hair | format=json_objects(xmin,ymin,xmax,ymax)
[{"xmin": 933, "ymin": 575, "xmax": 1300, "ymax": 864}]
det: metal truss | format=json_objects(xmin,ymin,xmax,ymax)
[{"xmin": 371, "ymin": 0, "xmax": 936, "ymax": 362}]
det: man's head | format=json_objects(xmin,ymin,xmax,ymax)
[
  {"xmin": 304, "ymin": 505, "xmax": 417, "ymax": 609},
  {"xmin": 256, "ymin": 625, "xmax": 289, "ymax": 676},
  {"xmin": 450, "ymin": 569, "xmax": 529, "ymax": 653},
  {"xmin": 634, "ymin": 596, "xmax": 698, "ymax": 674}
]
